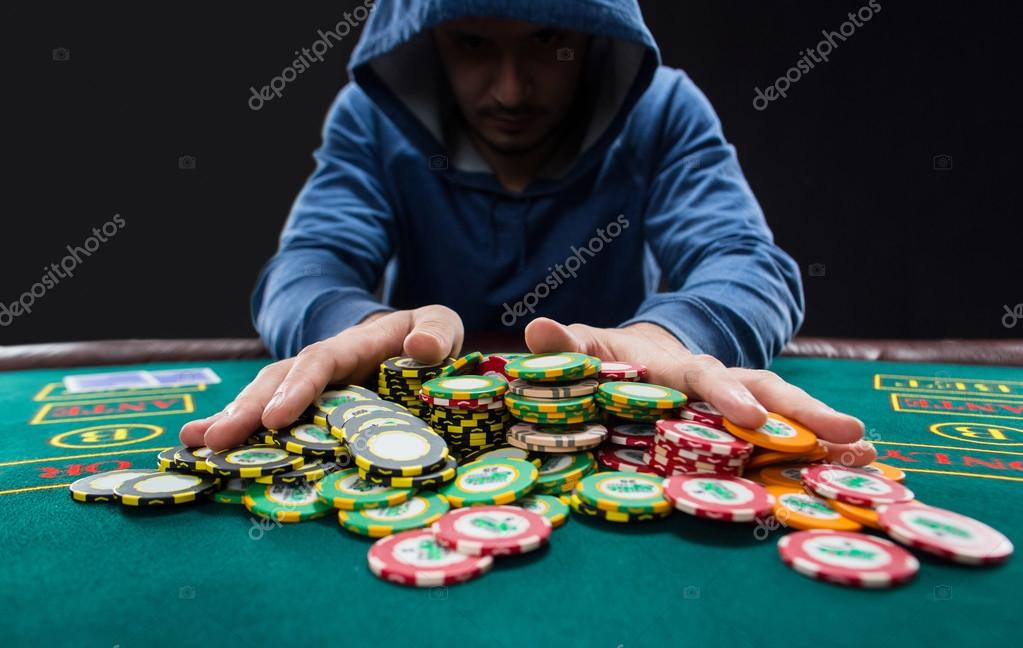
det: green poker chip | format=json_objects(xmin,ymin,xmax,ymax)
[
  {"xmin": 315, "ymin": 386, "xmax": 379, "ymax": 413},
  {"xmin": 574, "ymin": 471, "xmax": 672, "ymax": 515},
  {"xmin": 243, "ymin": 481, "xmax": 334, "ymax": 522},
  {"xmin": 504, "ymin": 353, "xmax": 600, "ymax": 381},
  {"xmin": 504, "ymin": 392, "xmax": 595, "ymax": 414},
  {"xmin": 315, "ymin": 467, "xmax": 414, "ymax": 510},
  {"xmin": 535, "ymin": 451, "xmax": 596, "ymax": 489},
  {"xmin": 515, "ymin": 494, "xmax": 570, "ymax": 528},
  {"xmin": 439, "ymin": 458, "xmax": 538, "ymax": 507},
  {"xmin": 274, "ymin": 422, "xmax": 348, "ymax": 458},
  {"xmin": 337, "ymin": 491, "xmax": 450, "ymax": 537},
  {"xmin": 421, "ymin": 375, "xmax": 508, "ymax": 400},
  {"xmin": 460, "ymin": 445, "xmax": 544, "ymax": 467},
  {"xmin": 212, "ymin": 477, "xmax": 250, "ymax": 504},
  {"xmin": 438, "ymin": 351, "xmax": 484, "ymax": 377},
  {"xmin": 597, "ymin": 382, "xmax": 687, "ymax": 409}
]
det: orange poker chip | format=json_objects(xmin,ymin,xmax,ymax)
[
  {"xmin": 745, "ymin": 443, "xmax": 827, "ymax": 470},
  {"xmin": 860, "ymin": 461, "xmax": 906, "ymax": 483},
  {"xmin": 766, "ymin": 486, "xmax": 862, "ymax": 532},
  {"xmin": 723, "ymin": 413, "xmax": 819, "ymax": 454},
  {"xmin": 828, "ymin": 498, "xmax": 922, "ymax": 530},
  {"xmin": 757, "ymin": 464, "xmax": 811, "ymax": 488}
]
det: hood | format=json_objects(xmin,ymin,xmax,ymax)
[{"xmin": 348, "ymin": 0, "xmax": 660, "ymax": 183}]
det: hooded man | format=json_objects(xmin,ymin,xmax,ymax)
[{"xmin": 181, "ymin": 0, "xmax": 872, "ymax": 465}]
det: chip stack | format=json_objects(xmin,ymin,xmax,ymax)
[
  {"xmin": 503, "ymin": 353, "xmax": 601, "ymax": 425},
  {"xmin": 421, "ymin": 374, "xmax": 511, "ymax": 458},
  {"xmin": 595, "ymin": 382, "xmax": 686, "ymax": 422},
  {"xmin": 477, "ymin": 352, "xmax": 530, "ymax": 381},
  {"xmin": 348, "ymin": 420, "xmax": 458, "ymax": 490},
  {"xmin": 378, "ymin": 356, "xmax": 450, "ymax": 419},
  {"xmin": 644, "ymin": 419, "xmax": 754, "ymax": 477},
  {"xmin": 570, "ymin": 471, "xmax": 672, "ymax": 523},
  {"xmin": 309, "ymin": 385, "xmax": 380, "ymax": 426}
]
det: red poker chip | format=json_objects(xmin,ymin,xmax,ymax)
[
  {"xmin": 662, "ymin": 473, "xmax": 773, "ymax": 521},
  {"xmin": 655, "ymin": 419, "xmax": 753, "ymax": 456},
  {"xmin": 598, "ymin": 361, "xmax": 648, "ymax": 381},
  {"xmin": 801, "ymin": 465, "xmax": 915, "ymax": 507},
  {"xmin": 681, "ymin": 401, "xmax": 725, "ymax": 427},
  {"xmin": 645, "ymin": 452, "xmax": 743, "ymax": 476},
  {"xmin": 431, "ymin": 505, "xmax": 552, "ymax": 556},
  {"xmin": 778, "ymin": 529, "xmax": 919, "ymax": 588},
  {"xmin": 878, "ymin": 502, "xmax": 1014, "ymax": 565},
  {"xmin": 367, "ymin": 529, "xmax": 494, "ymax": 587},
  {"xmin": 477, "ymin": 354, "xmax": 516, "ymax": 381},
  {"xmin": 650, "ymin": 440, "xmax": 748, "ymax": 465},
  {"xmin": 608, "ymin": 422, "xmax": 656, "ymax": 448},
  {"xmin": 419, "ymin": 392, "xmax": 505, "ymax": 410},
  {"xmin": 598, "ymin": 446, "xmax": 658, "ymax": 474}
]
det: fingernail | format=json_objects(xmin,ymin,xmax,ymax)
[{"xmin": 263, "ymin": 391, "xmax": 285, "ymax": 417}]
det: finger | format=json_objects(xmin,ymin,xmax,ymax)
[
  {"xmin": 179, "ymin": 411, "xmax": 225, "ymax": 446},
  {"xmin": 819, "ymin": 439, "xmax": 877, "ymax": 467},
  {"xmin": 523, "ymin": 317, "xmax": 613, "ymax": 357},
  {"xmin": 204, "ymin": 362, "xmax": 292, "ymax": 450},
  {"xmin": 404, "ymin": 305, "xmax": 464, "ymax": 363},
  {"xmin": 262, "ymin": 336, "xmax": 372, "ymax": 429},
  {"xmin": 739, "ymin": 369, "xmax": 865, "ymax": 444},
  {"xmin": 662, "ymin": 355, "xmax": 768, "ymax": 429}
]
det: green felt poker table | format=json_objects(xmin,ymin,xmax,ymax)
[{"xmin": 2, "ymin": 338, "xmax": 1022, "ymax": 647}]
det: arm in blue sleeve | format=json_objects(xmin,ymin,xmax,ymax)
[
  {"xmin": 620, "ymin": 73, "xmax": 804, "ymax": 368},
  {"xmin": 251, "ymin": 85, "xmax": 396, "ymax": 359}
]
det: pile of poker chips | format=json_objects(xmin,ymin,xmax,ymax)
[
  {"xmin": 646, "ymin": 419, "xmax": 753, "ymax": 477},
  {"xmin": 378, "ymin": 356, "xmax": 452, "ymax": 418},
  {"xmin": 70, "ymin": 358, "xmax": 1016, "ymax": 591},
  {"xmin": 504, "ymin": 353, "xmax": 601, "ymax": 424},
  {"xmin": 421, "ymin": 366, "xmax": 512, "ymax": 457},
  {"xmin": 597, "ymin": 361, "xmax": 647, "ymax": 383}
]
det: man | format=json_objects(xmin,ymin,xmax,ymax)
[{"xmin": 181, "ymin": 0, "xmax": 873, "ymax": 466}]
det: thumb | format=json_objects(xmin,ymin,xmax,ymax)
[
  {"xmin": 524, "ymin": 317, "xmax": 590, "ymax": 354},
  {"xmin": 403, "ymin": 305, "xmax": 463, "ymax": 364}
]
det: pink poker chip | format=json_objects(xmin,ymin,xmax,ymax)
[
  {"xmin": 655, "ymin": 419, "xmax": 754, "ymax": 456},
  {"xmin": 662, "ymin": 473, "xmax": 773, "ymax": 522},
  {"xmin": 598, "ymin": 446, "xmax": 658, "ymax": 474},
  {"xmin": 681, "ymin": 401, "xmax": 725, "ymax": 427},
  {"xmin": 878, "ymin": 502, "xmax": 1014, "ymax": 565},
  {"xmin": 801, "ymin": 464, "xmax": 915, "ymax": 507},
  {"xmin": 608, "ymin": 422, "xmax": 657, "ymax": 448},
  {"xmin": 778, "ymin": 529, "xmax": 919, "ymax": 588},
  {"xmin": 431, "ymin": 505, "xmax": 552, "ymax": 556},
  {"xmin": 367, "ymin": 529, "xmax": 493, "ymax": 587},
  {"xmin": 650, "ymin": 440, "xmax": 748, "ymax": 466},
  {"xmin": 598, "ymin": 361, "xmax": 647, "ymax": 381}
]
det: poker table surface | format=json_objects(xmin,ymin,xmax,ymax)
[{"xmin": 3, "ymin": 353, "xmax": 1022, "ymax": 647}]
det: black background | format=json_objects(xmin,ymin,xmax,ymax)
[{"xmin": 4, "ymin": 1, "xmax": 1019, "ymax": 347}]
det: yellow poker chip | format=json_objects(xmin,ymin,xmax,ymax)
[
  {"xmin": 205, "ymin": 444, "xmax": 305, "ymax": 478},
  {"xmin": 597, "ymin": 382, "xmax": 686, "ymax": 410},
  {"xmin": 723, "ymin": 413, "xmax": 819, "ymax": 454},
  {"xmin": 422, "ymin": 375, "xmax": 508, "ymax": 400},
  {"xmin": 860, "ymin": 462, "xmax": 906, "ymax": 483},
  {"xmin": 351, "ymin": 426, "xmax": 450, "ymax": 476},
  {"xmin": 766, "ymin": 486, "xmax": 862, "ymax": 532}
]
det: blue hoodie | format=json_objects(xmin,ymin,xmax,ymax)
[{"xmin": 251, "ymin": 0, "xmax": 804, "ymax": 368}]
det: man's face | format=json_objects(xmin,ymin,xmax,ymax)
[{"xmin": 433, "ymin": 18, "xmax": 589, "ymax": 156}]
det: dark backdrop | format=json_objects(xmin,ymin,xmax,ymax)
[{"xmin": 4, "ymin": 0, "xmax": 1019, "ymax": 346}]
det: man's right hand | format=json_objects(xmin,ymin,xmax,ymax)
[{"xmin": 179, "ymin": 305, "xmax": 464, "ymax": 451}]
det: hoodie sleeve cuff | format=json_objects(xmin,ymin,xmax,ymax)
[{"xmin": 618, "ymin": 297, "xmax": 742, "ymax": 366}]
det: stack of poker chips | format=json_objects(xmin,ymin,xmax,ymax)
[
  {"xmin": 420, "ymin": 373, "xmax": 511, "ymax": 458},
  {"xmin": 378, "ymin": 356, "xmax": 450, "ymax": 418},
  {"xmin": 595, "ymin": 421, "xmax": 658, "ymax": 473},
  {"xmin": 594, "ymin": 381, "xmax": 686, "ymax": 422},
  {"xmin": 645, "ymin": 418, "xmax": 753, "ymax": 477},
  {"xmin": 530, "ymin": 451, "xmax": 597, "ymax": 496},
  {"xmin": 570, "ymin": 471, "xmax": 673, "ymax": 523},
  {"xmin": 503, "ymin": 353, "xmax": 601, "ymax": 425}
]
